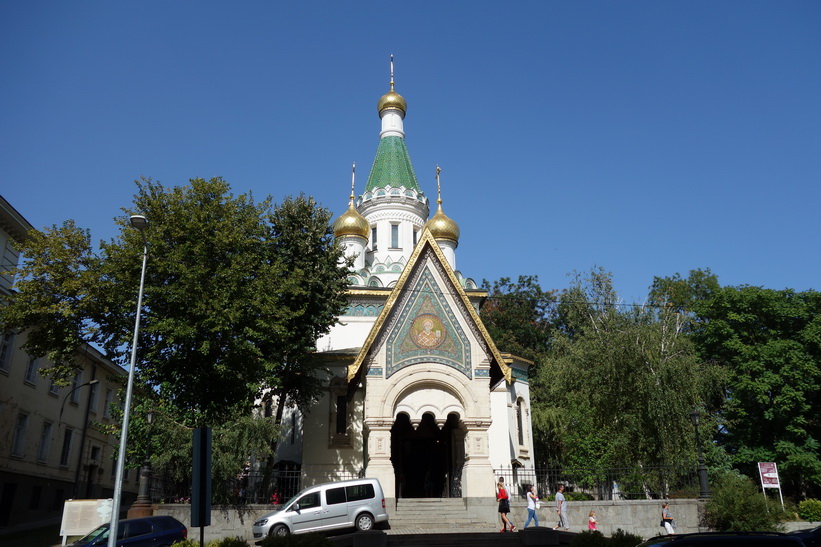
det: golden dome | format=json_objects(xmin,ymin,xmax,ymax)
[
  {"xmin": 333, "ymin": 201, "xmax": 369, "ymax": 239},
  {"xmin": 377, "ymin": 86, "xmax": 407, "ymax": 117},
  {"xmin": 424, "ymin": 202, "xmax": 460, "ymax": 243}
]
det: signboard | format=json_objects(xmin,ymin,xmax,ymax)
[
  {"xmin": 758, "ymin": 462, "xmax": 780, "ymax": 489},
  {"xmin": 60, "ymin": 499, "xmax": 112, "ymax": 537},
  {"xmin": 60, "ymin": 498, "xmax": 114, "ymax": 546}
]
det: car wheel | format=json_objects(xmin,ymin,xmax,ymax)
[
  {"xmin": 355, "ymin": 512, "xmax": 374, "ymax": 532},
  {"xmin": 271, "ymin": 524, "xmax": 289, "ymax": 537}
]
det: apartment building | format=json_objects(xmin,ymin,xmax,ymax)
[{"xmin": 0, "ymin": 196, "xmax": 136, "ymax": 529}]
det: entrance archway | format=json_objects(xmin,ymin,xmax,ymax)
[{"xmin": 391, "ymin": 412, "xmax": 462, "ymax": 498}]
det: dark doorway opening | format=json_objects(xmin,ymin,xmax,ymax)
[{"xmin": 391, "ymin": 413, "xmax": 460, "ymax": 498}]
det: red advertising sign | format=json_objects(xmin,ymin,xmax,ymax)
[{"xmin": 758, "ymin": 462, "xmax": 780, "ymax": 489}]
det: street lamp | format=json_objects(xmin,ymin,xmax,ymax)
[
  {"xmin": 109, "ymin": 215, "xmax": 149, "ymax": 547},
  {"xmin": 690, "ymin": 408, "xmax": 711, "ymax": 499},
  {"xmin": 128, "ymin": 409, "xmax": 154, "ymax": 518}
]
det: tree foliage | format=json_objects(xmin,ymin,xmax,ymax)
[
  {"xmin": 1, "ymin": 177, "xmax": 349, "ymax": 465},
  {"xmin": 480, "ymin": 275, "xmax": 556, "ymax": 363},
  {"xmin": 693, "ymin": 285, "xmax": 821, "ymax": 497},
  {"xmin": 532, "ymin": 268, "xmax": 725, "ymax": 469}
]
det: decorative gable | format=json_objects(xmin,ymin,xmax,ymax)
[{"xmin": 385, "ymin": 268, "xmax": 470, "ymax": 378}]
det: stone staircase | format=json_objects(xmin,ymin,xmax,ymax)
[{"xmin": 388, "ymin": 498, "xmax": 493, "ymax": 530}]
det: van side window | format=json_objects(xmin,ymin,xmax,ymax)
[
  {"xmin": 296, "ymin": 492, "xmax": 321, "ymax": 510},
  {"xmin": 345, "ymin": 483, "xmax": 375, "ymax": 502},
  {"xmin": 326, "ymin": 487, "xmax": 346, "ymax": 505}
]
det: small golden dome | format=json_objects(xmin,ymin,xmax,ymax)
[
  {"xmin": 424, "ymin": 202, "xmax": 460, "ymax": 243},
  {"xmin": 333, "ymin": 201, "xmax": 369, "ymax": 240},
  {"xmin": 377, "ymin": 87, "xmax": 407, "ymax": 117}
]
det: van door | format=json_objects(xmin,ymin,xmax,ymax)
[
  {"xmin": 288, "ymin": 490, "xmax": 323, "ymax": 533},
  {"xmin": 322, "ymin": 486, "xmax": 350, "ymax": 529}
]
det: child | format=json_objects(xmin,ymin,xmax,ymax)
[{"xmin": 588, "ymin": 510, "xmax": 598, "ymax": 531}]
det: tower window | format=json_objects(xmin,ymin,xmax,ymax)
[
  {"xmin": 390, "ymin": 224, "xmax": 399, "ymax": 248},
  {"xmin": 413, "ymin": 229, "xmax": 418, "ymax": 245},
  {"xmin": 371, "ymin": 227, "xmax": 378, "ymax": 250},
  {"xmin": 516, "ymin": 399, "xmax": 525, "ymax": 446}
]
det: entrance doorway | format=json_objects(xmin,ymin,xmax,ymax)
[{"xmin": 391, "ymin": 413, "xmax": 462, "ymax": 498}]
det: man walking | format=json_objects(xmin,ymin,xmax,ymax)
[{"xmin": 554, "ymin": 484, "xmax": 569, "ymax": 531}]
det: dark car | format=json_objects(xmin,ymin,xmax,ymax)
[
  {"xmin": 70, "ymin": 515, "xmax": 187, "ymax": 547},
  {"xmin": 790, "ymin": 525, "xmax": 821, "ymax": 547},
  {"xmin": 637, "ymin": 531, "xmax": 806, "ymax": 547}
]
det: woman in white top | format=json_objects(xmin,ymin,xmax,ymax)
[{"xmin": 524, "ymin": 485, "xmax": 540, "ymax": 528}]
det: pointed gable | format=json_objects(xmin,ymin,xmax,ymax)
[{"xmin": 347, "ymin": 229, "xmax": 512, "ymax": 384}]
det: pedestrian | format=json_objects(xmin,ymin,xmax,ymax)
[
  {"xmin": 588, "ymin": 510, "xmax": 598, "ymax": 531},
  {"xmin": 496, "ymin": 477, "xmax": 516, "ymax": 532},
  {"xmin": 524, "ymin": 485, "xmax": 540, "ymax": 528},
  {"xmin": 553, "ymin": 484, "xmax": 569, "ymax": 531},
  {"xmin": 661, "ymin": 502, "xmax": 676, "ymax": 535}
]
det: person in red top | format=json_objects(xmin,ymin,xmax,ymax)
[{"xmin": 496, "ymin": 477, "xmax": 516, "ymax": 533}]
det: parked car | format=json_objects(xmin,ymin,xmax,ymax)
[
  {"xmin": 636, "ymin": 532, "xmax": 806, "ymax": 547},
  {"xmin": 790, "ymin": 525, "xmax": 821, "ymax": 547},
  {"xmin": 70, "ymin": 515, "xmax": 187, "ymax": 547},
  {"xmin": 252, "ymin": 477, "xmax": 389, "ymax": 538}
]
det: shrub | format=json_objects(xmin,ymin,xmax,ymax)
[
  {"xmin": 569, "ymin": 530, "xmax": 608, "ymax": 547},
  {"xmin": 171, "ymin": 541, "xmax": 198, "ymax": 547},
  {"xmin": 210, "ymin": 537, "xmax": 251, "ymax": 547},
  {"xmin": 798, "ymin": 499, "xmax": 821, "ymax": 522},
  {"xmin": 258, "ymin": 532, "xmax": 334, "ymax": 547},
  {"xmin": 566, "ymin": 491, "xmax": 595, "ymax": 501},
  {"xmin": 703, "ymin": 471, "xmax": 783, "ymax": 532},
  {"xmin": 609, "ymin": 528, "xmax": 644, "ymax": 547}
]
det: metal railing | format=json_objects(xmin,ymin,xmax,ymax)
[
  {"xmin": 147, "ymin": 465, "xmax": 364, "ymax": 505},
  {"xmin": 493, "ymin": 465, "xmax": 700, "ymax": 501}
]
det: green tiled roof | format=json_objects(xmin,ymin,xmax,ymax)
[{"xmin": 364, "ymin": 136, "xmax": 421, "ymax": 192}]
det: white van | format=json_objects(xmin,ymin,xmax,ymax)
[{"xmin": 252, "ymin": 477, "xmax": 389, "ymax": 538}]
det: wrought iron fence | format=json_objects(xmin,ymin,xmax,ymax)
[
  {"xmin": 147, "ymin": 464, "xmax": 364, "ymax": 505},
  {"xmin": 493, "ymin": 465, "xmax": 700, "ymax": 501}
]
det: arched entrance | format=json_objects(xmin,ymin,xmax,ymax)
[{"xmin": 391, "ymin": 412, "xmax": 463, "ymax": 498}]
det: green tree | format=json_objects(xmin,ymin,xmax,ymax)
[
  {"xmin": 691, "ymin": 285, "xmax": 821, "ymax": 498},
  {"xmin": 534, "ymin": 268, "xmax": 725, "ymax": 473},
  {"xmin": 479, "ymin": 275, "xmax": 556, "ymax": 363},
  {"xmin": 1, "ymin": 177, "xmax": 349, "ymax": 472}
]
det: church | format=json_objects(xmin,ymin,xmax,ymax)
[{"xmin": 279, "ymin": 64, "xmax": 536, "ymax": 507}]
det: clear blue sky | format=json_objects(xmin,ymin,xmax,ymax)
[{"xmin": 2, "ymin": 1, "xmax": 819, "ymax": 303}]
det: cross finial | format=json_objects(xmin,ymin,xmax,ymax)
[
  {"xmin": 390, "ymin": 54, "xmax": 395, "ymax": 91},
  {"xmin": 349, "ymin": 162, "xmax": 356, "ymax": 203},
  {"xmin": 435, "ymin": 165, "xmax": 442, "ymax": 205}
]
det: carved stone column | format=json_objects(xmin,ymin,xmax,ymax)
[
  {"xmin": 461, "ymin": 419, "xmax": 494, "ymax": 500},
  {"xmin": 364, "ymin": 418, "xmax": 395, "ymax": 499}
]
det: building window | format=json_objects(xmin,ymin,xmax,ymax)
[
  {"xmin": 291, "ymin": 413, "xmax": 296, "ymax": 445},
  {"xmin": 390, "ymin": 224, "xmax": 399, "ymax": 248},
  {"xmin": 103, "ymin": 388, "xmax": 114, "ymax": 419},
  {"xmin": 413, "ymin": 229, "xmax": 418, "ymax": 245},
  {"xmin": 59, "ymin": 429, "xmax": 73, "ymax": 467},
  {"xmin": 516, "ymin": 399, "xmax": 525, "ymax": 446},
  {"xmin": 70, "ymin": 373, "xmax": 82, "ymax": 404},
  {"xmin": 335, "ymin": 396, "xmax": 348, "ymax": 435},
  {"xmin": 371, "ymin": 227, "xmax": 377, "ymax": 250},
  {"xmin": 88, "ymin": 382, "xmax": 99, "ymax": 415},
  {"xmin": 0, "ymin": 332, "xmax": 14, "ymax": 372},
  {"xmin": 12, "ymin": 413, "xmax": 29, "ymax": 457},
  {"xmin": 90, "ymin": 445, "xmax": 101, "ymax": 464},
  {"xmin": 29, "ymin": 486, "xmax": 42, "ymax": 510},
  {"xmin": 328, "ymin": 377, "xmax": 351, "ymax": 447},
  {"xmin": 38, "ymin": 422, "xmax": 53, "ymax": 462},
  {"xmin": 24, "ymin": 356, "xmax": 39, "ymax": 385},
  {"xmin": 49, "ymin": 379, "xmax": 59, "ymax": 396}
]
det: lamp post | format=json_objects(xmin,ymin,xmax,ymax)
[
  {"xmin": 72, "ymin": 377, "xmax": 100, "ymax": 499},
  {"xmin": 690, "ymin": 408, "xmax": 711, "ymax": 499},
  {"xmin": 109, "ymin": 215, "xmax": 148, "ymax": 547},
  {"xmin": 128, "ymin": 409, "xmax": 154, "ymax": 518}
]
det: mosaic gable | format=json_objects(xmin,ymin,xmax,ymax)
[{"xmin": 385, "ymin": 267, "xmax": 471, "ymax": 378}]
